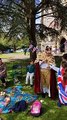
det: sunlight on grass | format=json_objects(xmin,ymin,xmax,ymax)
[
  {"xmin": 0, "ymin": 52, "xmax": 30, "ymax": 59},
  {"xmin": 0, "ymin": 58, "xmax": 67, "ymax": 120}
]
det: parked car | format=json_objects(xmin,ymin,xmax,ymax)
[
  {"xmin": 16, "ymin": 49, "xmax": 24, "ymax": 53},
  {"xmin": 5, "ymin": 49, "xmax": 14, "ymax": 53}
]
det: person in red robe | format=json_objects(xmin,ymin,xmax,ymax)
[{"xmin": 34, "ymin": 46, "xmax": 58, "ymax": 99}]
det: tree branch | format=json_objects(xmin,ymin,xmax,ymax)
[{"xmin": 36, "ymin": 11, "xmax": 57, "ymax": 19}]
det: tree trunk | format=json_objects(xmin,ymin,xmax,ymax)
[
  {"xmin": 13, "ymin": 44, "xmax": 16, "ymax": 51},
  {"xmin": 30, "ymin": 11, "xmax": 37, "ymax": 61},
  {"xmin": 26, "ymin": 1, "xmax": 37, "ymax": 61}
]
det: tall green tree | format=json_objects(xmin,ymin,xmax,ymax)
[{"xmin": 0, "ymin": 0, "xmax": 67, "ymax": 59}]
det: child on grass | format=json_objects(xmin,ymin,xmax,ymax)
[{"xmin": 25, "ymin": 59, "xmax": 35, "ymax": 87}]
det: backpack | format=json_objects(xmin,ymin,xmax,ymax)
[
  {"xmin": 12, "ymin": 100, "xmax": 27, "ymax": 112},
  {"xmin": 30, "ymin": 100, "xmax": 42, "ymax": 116}
]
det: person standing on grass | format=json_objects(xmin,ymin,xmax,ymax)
[
  {"xmin": 57, "ymin": 53, "xmax": 67, "ymax": 107},
  {"xmin": 0, "ymin": 58, "xmax": 7, "ymax": 87},
  {"xmin": 25, "ymin": 59, "xmax": 35, "ymax": 87},
  {"xmin": 34, "ymin": 46, "xmax": 57, "ymax": 99}
]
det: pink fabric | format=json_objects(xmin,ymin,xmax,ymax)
[{"xmin": 30, "ymin": 100, "xmax": 41, "ymax": 114}]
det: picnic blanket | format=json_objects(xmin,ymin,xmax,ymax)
[{"xmin": 0, "ymin": 85, "xmax": 37, "ymax": 113}]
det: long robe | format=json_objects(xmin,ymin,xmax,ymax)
[
  {"xmin": 34, "ymin": 63, "xmax": 58, "ymax": 99},
  {"xmin": 34, "ymin": 62, "xmax": 41, "ymax": 94},
  {"xmin": 50, "ymin": 69, "xmax": 58, "ymax": 100}
]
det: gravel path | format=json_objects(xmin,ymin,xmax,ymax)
[{"xmin": 2, "ymin": 54, "xmax": 30, "ymax": 62}]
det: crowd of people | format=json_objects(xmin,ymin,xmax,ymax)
[{"xmin": 0, "ymin": 46, "xmax": 67, "ymax": 109}]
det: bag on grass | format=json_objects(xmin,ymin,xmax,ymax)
[{"xmin": 30, "ymin": 100, "xmax": 42, "ymax": 116}]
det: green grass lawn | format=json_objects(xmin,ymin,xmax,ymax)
[{"xmin": 0, "ymin": 55, "xmax": 67, "ymax": 120}]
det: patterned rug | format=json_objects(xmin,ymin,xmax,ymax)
[{"xmin": 0, "ymin": 85, "xmax": 37, "ymax": 113}]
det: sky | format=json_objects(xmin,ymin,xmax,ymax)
[{"xmin": 35, "ymin": 0, "xmax": 41, "ymax": 24}]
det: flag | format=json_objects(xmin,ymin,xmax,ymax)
[
  {"xmin": 27, "ymin": 44, "xmax": 33, "ymax": 52},
  {"xmin": 32, "ymin": 47, "xmax": 37, "ymax": 53},
  {"xmin": 57, "ymin": 68, "xmax": 67, "ymax": 104},
  {"xmin": 32, "ymin": 46, "xmax": 39, "ymax": 53}
]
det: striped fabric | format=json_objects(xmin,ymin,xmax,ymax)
[{"xmin": 57, "ymin": 67, "xmax": 67, "ymax": 105}]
